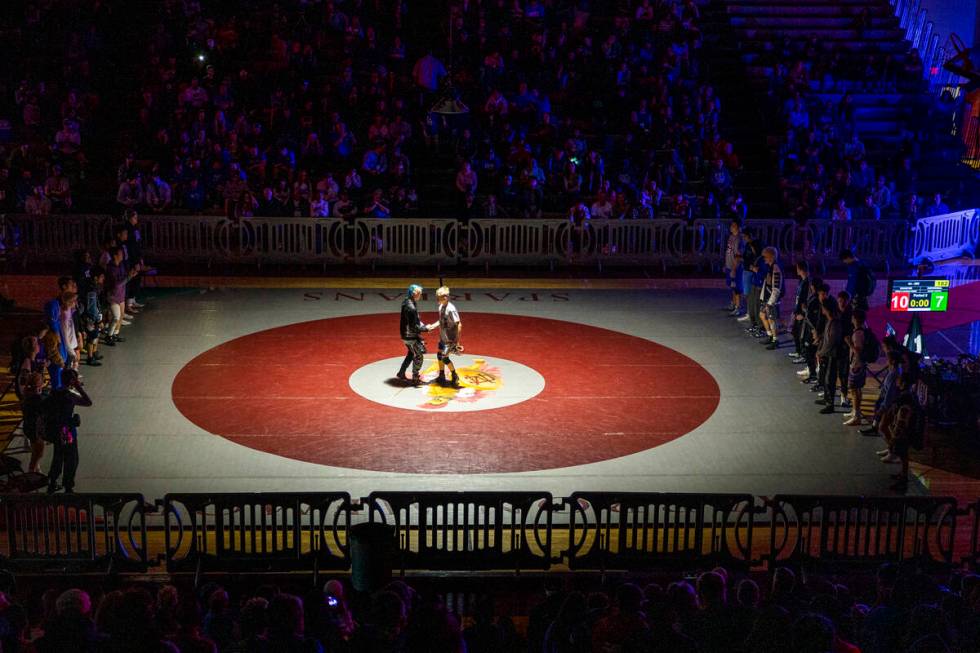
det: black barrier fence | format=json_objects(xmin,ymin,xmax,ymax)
[
  {"xmin": 1, "ymin": 492, "xmax": 979, "ymax": 577},
  {"xmin": 162, "ymin": 493, "xmax": 353, "ymax": 580},
  {"xmin": 0, "ymin": 493, "xmax": 148, "ymax": 574},
  {"xmin": 364, "ymin": 491, "xmax": 555, "ymax": 573},
  {"xmin": 563, "ymin": 492, "xmax": 756, "ymax": 572},
  {"xmin": 768, "ymin": 495, "xmax": 959, "ymax": 570}
]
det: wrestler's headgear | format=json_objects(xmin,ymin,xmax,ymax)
[{"xmin": 407, "ymin": 284, "xmax": 423, "ymax": 296}]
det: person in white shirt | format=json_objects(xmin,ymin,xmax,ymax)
[
  {"xmin": 428, "ymin": 286, "xmax": 463, "ymax": 388},
  {"xmin": 590, "ymin": 192, "xmax": 613, "ymax": 219},
  {"xmin": 311, "ymin": 191, "xmax": 331, "ymax": 217}
]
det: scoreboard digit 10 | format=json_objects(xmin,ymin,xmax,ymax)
[{"xmin": 889, "ymin": 278, "xmax": 949, "ymax": 312}]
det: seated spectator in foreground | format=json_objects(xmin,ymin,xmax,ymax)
[
  {"xmin": 592, "ymin": 584, "xmax": 649, "ymax": 651},
  {"xmin": 36, "ymin": 589, "xmax": 106, "ymax": 653},
  {"xmin": 265, "ymin": 594, "xmax": 323, "ymax": 652}
]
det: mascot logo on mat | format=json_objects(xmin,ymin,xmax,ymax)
[{"xmin": 418, "ymin": 359, "xmax": 502, "ymax": 409}]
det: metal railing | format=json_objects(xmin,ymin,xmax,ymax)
[
  {"xmin": 364, "ymin": 491, "xmax": 554, "ymax": 573},
  {"xmin": 4, "ymin": 492, "xmax": 978, "ymax": 576},
  {"xmin": 161, "ymin": 493, "xmax": 353, "ymax": 580},
  {"xmin": 767, "ymin": 495, "xmax": 958, "ymax": 569},
  {"xmin": 889, "ymin": 0, "xmax": 961, "ymax": 94},
  {"xmin": 562, "ymin": 492, "xmax": 756, "ymax": 571},
  {"xmin": 909, "ymin": 209, "xmax": 980, "ymax": 264},
  {"xmin": 0, "ymin": 493, "xmax": 149, "ymax": 574},
  {"xmin": 2, "ymin": 213, "xmax": 949, "ymax": 272}
]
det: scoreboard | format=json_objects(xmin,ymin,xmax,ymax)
[{"xmin": 889, "ymin": 278, "xmax": 949, "ymax": 312}]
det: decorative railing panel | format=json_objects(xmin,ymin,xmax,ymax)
[
  {"xmin": 767, "ymin": 495, "xmax": 958, "ymax": 568},
  {"xmin": 6, "ymin": 213, "xmax": 968, "ymax": 271},
  {"xmin": 0, "ymin": 493, "xmax": 148, "ymax": 573},
  {"xmin": 364, "ymin": 491, "xmax": 554, "ymax": 572},
  {"xmin": 162, "ymin": 493, "xmax": 352, "ymax": 575},
  {"xmin": 910, "ymin": 209, "xmax": 980, "ymax": 264},
  {"xmin": 562, "ymin": 492, "xmax": 756, "ymax": 571}
]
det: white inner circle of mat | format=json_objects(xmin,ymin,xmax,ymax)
[{"xmin": 349, "ymin": 354, "xmax": 545, "ymax": 412}]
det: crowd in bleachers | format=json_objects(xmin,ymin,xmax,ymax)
[
  {"xmin": 0, "ymin": 0, "xmax": 746, "ymax": 224},
  {"xmin": 0, "ymin": 564, "xmax": 979, "ymax": 652},
  {"xmin": 759, "ymin": 29, "xmax": 962, "ymax": 223}
]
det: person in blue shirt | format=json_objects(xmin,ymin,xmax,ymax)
[
  {"xmin": 43, "ymin": 295, "xmax": 71, "ymax": 389},
  {"xmin": 841, "ymin": 249, "xmax": 874, "ymax": 311}
]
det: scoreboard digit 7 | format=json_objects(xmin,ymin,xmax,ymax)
[{"xmin": 889, "ymin": 278, "xmax": 949, "ymax": 312}]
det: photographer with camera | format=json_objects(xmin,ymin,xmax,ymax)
[{"xmin": 44, "ymin": 368, "xmax": 92, "ymax": 494}]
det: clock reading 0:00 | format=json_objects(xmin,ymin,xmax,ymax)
[{"xmin": 909, "ymin": 298, "xmax": 931, "ymax": 308}]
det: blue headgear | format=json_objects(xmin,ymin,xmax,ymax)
[{"xmin": 407, "ymin": 284, "xmax": 423, "ymax": 296}]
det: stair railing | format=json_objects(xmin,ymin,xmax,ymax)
[{"xmin": 889, "ymin": 0, "xmax": 962, "ymax": 95}]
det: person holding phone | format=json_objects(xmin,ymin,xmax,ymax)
[{"xmin": 45, "ymin": 368, "xmax": 92, "ymax": 494}]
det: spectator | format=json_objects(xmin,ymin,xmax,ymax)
[
  {"xmin": 145, "ymin": 173, "xmax": 173, "ymax": 213},
  {"xmin": 364, "ymin": 189, "xmax": 390, "ymax": 218},
  {"xmin": 333, "ymin": 191, "xmax": 357, "ymax": 219},
  {"xmin": 455, "ymin": 161, "xmax": 478, "ymax": 205},
  {"xmin": 591, "ymin": 192, "xmax": 613, "ymax": 220},
  {"xmin": 901, "ymin": 192, "xmax": 921, "ymax": 223},
  {"xmin": 592, "ymin": 584, "xmax": 649, "ymax": 651},
  {"xmin": 265, "ymin": 594, "xmax": 323, "ymax": 652},
  {"xmin": 871, "ymin": 176, "xmax": 892, "ymax": 213},
  {"xmin": 44, "ymin": 164, "xmax": 72, "ymax": 211},
  {"xmin": 925, "ymin": 192, "xmax": 950, "ymax": 217},
  {"xmin": 832, "ymin": 197, "xmax": 852, "ymax": 222},
  {"xmin": 690, "ymin": 572, "xmax": 735, "ymax": 653},
  {"xmin": 412, "ymin": 49, "xmax": 447, "ymax": 92},
  {"xmin": 25, "ymin": 185, "xmax": 53, "ymax": 215},
  {"xmin": 854, "ymin": 193, "xmax": 880, "ymax": 221},
  {"xmin": 36, "ymin": 589, "xmax": 106, "ymax": 653},
  {"xmin": 117, "ymin": 177, "xmax": 144, "ymax": 210},
  {"xmin": 311, "ymin": 191, "xmax": 331, "ymax": 217}
]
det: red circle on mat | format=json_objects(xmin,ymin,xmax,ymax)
[{"xmin": 171, "ymin": 313, "xmax": 720, "ymax": 474}]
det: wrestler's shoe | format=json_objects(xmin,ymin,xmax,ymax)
[
  {"xmin": 396, "ymin": 371, "xmax": 409, "ymax": 383},
  {"xmin": 411, "ymin": 374, "xmax": 423, "ymax": 387},
  {"xmin": 435, "ymin": 371, "xmax": 447, "ymax": 386},
  {"xmin": 450, "ymin": 372, "xmax": 461, "ymax": 388}
]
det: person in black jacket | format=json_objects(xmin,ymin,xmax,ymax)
[
  {"xmin": 797, "ymin": 278, "xmax": 825, "ymax": 386},
  {"xmin": 36, "ymin": 589, "xmax": 108, "ymax": 653},
  {"xmin": 815, "ymin": 299, "xmax": 845, "ymax": 414},
  {"xmin": 397, "ymin": 285, "xmax": 433, "ymax": 386},
  {"xmin": 790, "ymin": 261, "xmax": 811, "ymax": 362},
  {"xmin": 45, "ymin": 368, "xmax": 92, "ymax": 494}
]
